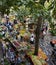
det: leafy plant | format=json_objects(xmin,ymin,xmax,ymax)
[
  {"xmin": 4, "ymin": 59, "xmax": 10, "ymax": 65},
  {"xmin": 49, "ymin": 22, "xmax": 56, "ymax": 36},
  {"xmin": 50, "ymin": 29, "xmax": 56, "ymax": 36}
]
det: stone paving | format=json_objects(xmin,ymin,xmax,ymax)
[{"xmin": 39, "ymin": 32, "xmax": 56, "ymax": 65}]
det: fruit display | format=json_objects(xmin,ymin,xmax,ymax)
[
  {"xmin": 0, "ymin": 25, "xmax": 7, "ymax": 30},
  {"xmin": 31, "ymin": 55, "xmax": 42, "ymax": 65},
  {"xmin": 26, "ymin": 47, "xmax": 48, "ymax": 65},
  {"xmin": 38, "ymin": 48, "xmax": 48, "ymax": 60},
  {"xmin": 13, "ymin": 24, "xmax": 19, "ymax": 29},
  {"xmin": 39, "ymin": 59, "xmax": 47, "ymax": 65},
  {"xmin": 0, "ymin": 27, "xmax": 2, "ymax": 31},
  {"xmin": 27, "ymin": 44, "xmax": 48, "ymax": 60},
  {"xmin": 13, "ymin": 41, "xmax": 20, "ymax": 47},
  {"xmin": 18, "ymin": 42, "xmax": 31, "ymax": 51},
  {"xmin": 26, "ymin": 54, "xmax": 48, "ymax": 65},
  {"xmin": 23, "ymin": 34, "xmax": 29, "ymax": 41},
  {"xmin": 12, "ymin": 41, "xmax": 31, "ymax": 52},
  {"xmin": 27, "ymin": 46, "xmax": 48, "ymax": 60},
  {"xmin": 20, "ymin": 29, "xmax": 26, "ymax": 36}
]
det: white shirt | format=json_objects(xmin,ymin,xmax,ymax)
[{"xmin": 30, "ymin": 37, "xmax": 34, "ymax": 41}]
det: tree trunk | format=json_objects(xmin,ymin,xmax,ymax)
[{"xmin": 34, "ymin": 16, "xmax": 42, "ymax": 55}]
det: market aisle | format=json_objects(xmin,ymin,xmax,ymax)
[
  {"xmin": 39, "ymin": 31, "xmax": 55, "ymax": 65},
  {"xmin": 40, "ymin": 32, "xmax": 53, "ymax": 56}
]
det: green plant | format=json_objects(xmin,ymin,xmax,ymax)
[
  {"xmin": 49, "ymin": 22, "xmax": 56, "ymax": 36},
  {"xmin": 4, "ymin": 59, "xmax": 10, "ymax": 65},
  {"xmin": 50, "ymin": 29, "xmax": 56, "ymax": 36}
]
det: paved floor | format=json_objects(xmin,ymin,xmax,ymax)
[{"xmin": 39, "ymin": 32, "xmax": 56, "ymax": 65}]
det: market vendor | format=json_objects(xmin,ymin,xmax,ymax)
[{"xmin": 50, "ymin": 40, "xmax": 56, "ymax": 47}]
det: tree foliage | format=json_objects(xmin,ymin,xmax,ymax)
[
  {"xmin": 0, "ymin": 0, "xmax": 18, "ymax": 15},
  {"xmin": 0, "ymin": 0, "xmax": 56, "ymax": 55},
  {"xmin": 16, "ymin": 5, "xmax": 30, "ymax": 21}
]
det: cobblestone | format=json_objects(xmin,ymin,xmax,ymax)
[{"xmin": 39, "ymin": 32, "xmax": 56, "ymax": 65}]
